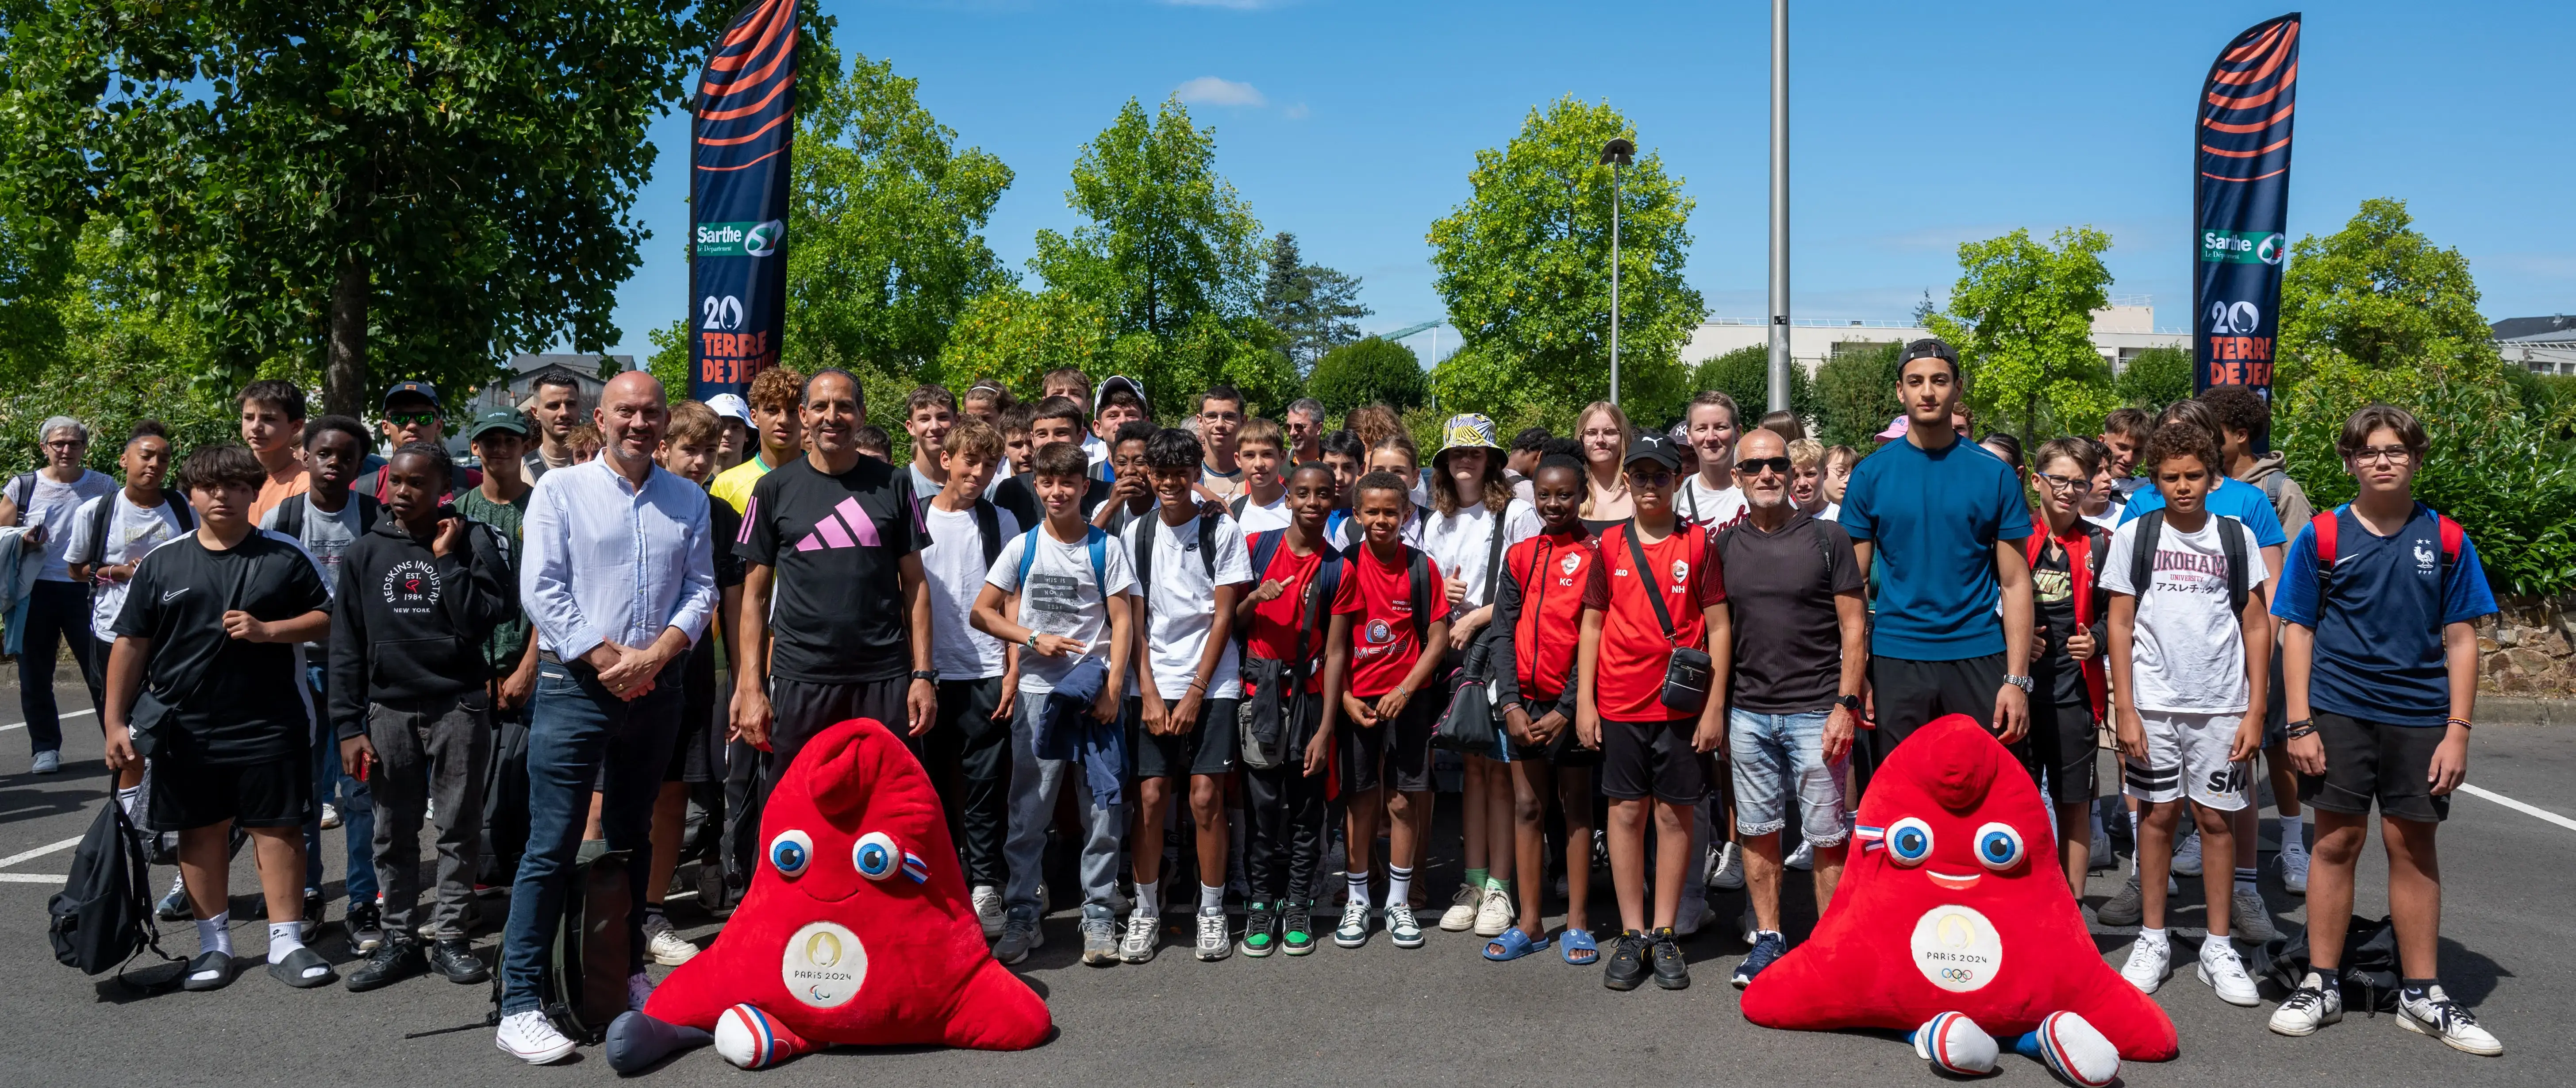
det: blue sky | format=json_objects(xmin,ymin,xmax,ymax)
[{"xmin": 594, "ymin": 0, "xmax": 2576, "ymax": 361}]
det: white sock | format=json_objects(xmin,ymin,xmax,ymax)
[
  {"xmin": 1346, "ymin": 869, "xmax": 1370, "ymax": 906},
  {"xmin": 2138, "ymin": 926, "xmax": 2168, "ymax": 949},
  {"xmin": 196, "ymin": 912, "xmax": 231, "ymax": 957},
  {"xmin": 1199, "ymin": 882, "xmax": 1224, "ymax": 915},
  {"xmin": 1386, "ymin": 864, "xmax": 1413, "ymax": 910},
  {"xmin": 267, "ymin": 921, "xmax": 303, "ymax": 963},
  {"xmin": 1135, "ymin": 880, "xmax": 1161, "ymax": 919},
  {"xmin": 2280, "ymin": 815, "xmax": 2306, "ymax": 853},
  {"xmin": 115, "ymin": 785, "xmax": 143, "ymax": 821}
]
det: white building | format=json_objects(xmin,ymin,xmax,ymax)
[
  {"xmin": 1680, "ymin": 300, "xmax": 2190, "ymax": 376},
  {"xmin": 2493, "ymin": 315, "xmax": 2576, "ymax": 376},
  {"xmin": 471, "ymin": 353, "xmax": 635, "ymax": 415}
]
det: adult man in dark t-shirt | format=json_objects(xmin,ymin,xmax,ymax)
[
  {"xmin": 731, "ymin": 369, "xmax": 936, "ymax": 776},
  {"xmin": 103, "ymin": 443, "xmax": 336, "ymax": 992},
  {"xmin": 1714, "ymin": 427, "xmax": 1866, "ymax": 988},
  {"xmin": 1838, "ymin": 338, "xmax": 2035, "ymax": 772}
]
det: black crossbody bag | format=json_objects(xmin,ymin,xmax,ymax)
[{"xmin": 1625, "ymin": 519, "xmax": 1714, "ymax": 716}]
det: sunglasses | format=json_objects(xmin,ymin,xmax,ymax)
[
  {"xmin": 386, "ymin": 411, "xmax": 439, "ymax": 427},
  {"xmin": 1738, "ymin": 456, "xmax": 1792, "ymax": 476}
]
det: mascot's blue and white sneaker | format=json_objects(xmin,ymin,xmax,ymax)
[
  {"xmin": 2014, "ymin": 1011, "xmax": 2121, "ymax": 1087},
  {"xmin": 1911, "ymin": 1011, "xmax": 1999, "ymax": 1076}
]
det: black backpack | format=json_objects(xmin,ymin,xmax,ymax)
[
  {"xmin": 47, "ymin": 800, "xmax": 180, "ymax": 982},
  {"xmin": 269, "ymin": 490, "xmax": 382, "ymax": 539},
  {"xmin": 69, "ymin": 490, "xmax": 194, "ymax": 568},
  {"xmin": 480, "ymin": 848, "xmax": 634, "ymax": 1043},
  {"xmin": 2257, "ymin": 914, "xmax": 2403, "ymax": 1015},
  {"xmin": 2126, "ymin": 507, "xmax": 2249, "ymax": 617}
]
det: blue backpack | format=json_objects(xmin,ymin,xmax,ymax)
[{"xmin": 1015, "ymin": 523, "xmax": 1110, "ymax": 602}]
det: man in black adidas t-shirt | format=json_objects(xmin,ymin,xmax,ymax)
[{"xmin": 103, "ymin": 444, "xmax": 334, "ymax": 992}]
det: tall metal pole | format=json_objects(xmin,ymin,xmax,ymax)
[
  {"xmin": 1766, "ymin": 0, "xmax": 1792, "ymax": 413},
  {"xmin": 1610, "ymin": 166, "xmax": 1622, "ymax": 405}
]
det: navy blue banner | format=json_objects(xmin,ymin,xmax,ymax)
[
  {"xmin": 689, "ymin": 0, "xmax": 800, "ymax": 401},
  {"xmin": 2192, "ymin": 13, "xmax": 2299, "ymax": 395}
]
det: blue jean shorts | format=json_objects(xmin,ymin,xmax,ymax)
[{"xmin": 1728, "ymin": 708, "xmax": 1851, "ymax": 844}]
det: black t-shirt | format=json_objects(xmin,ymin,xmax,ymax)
[
  {"xmin": 1714, "ymin": 512, "xmax": 1864, "ymax": 714},
  {"xmin": 736, "ymin": 457, "xmax": 923, "ymax": 684},
  {"xmin": 114, "ymin": 531, "xmax": 331, "ymax": 765},
  {"xmin": 993, "ymin": 471, "xmax": 1110, "ymax": 535},
  {"xmin": 2028, "ymin": 533, "xmax": 2098, "ymax": 707}
]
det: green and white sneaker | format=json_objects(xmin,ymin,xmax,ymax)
[
  {"xmin": 1241, "ymin": 903, "xmax": 1277, "ymax": 957},
  {"xmin": 1280, "ymin": 902, "xmax": 1316, "ymax": 955},
  {"xmin": 1386, "ymin": 901, "xmax": 1425, "ymax": 949},
  {"xmin": 1333, "ymin": 899, "xmax": 1371, "ymax": 948}
]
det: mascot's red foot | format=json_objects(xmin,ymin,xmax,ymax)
[
  {"xmin": 1739, "ymin": 715, "xmax": 2177, "ymax": 1062},
  {"xmin": 613, "ymin": 718, "xmax": 1051, "ymax": 1072}
]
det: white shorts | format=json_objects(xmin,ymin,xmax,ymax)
[{"xmin": 2121, "ymin": 710, "xmax": 2252, "ymax": 810}]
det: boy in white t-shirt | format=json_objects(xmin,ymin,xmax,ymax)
[
  {"xmin": 973, "ymin": 439, "xmax": 1135, "ymax": 968},
  {"xmin": 64, "ymin": 421, "xmax": 191, "ymax": 801},
  {"xmin": 918, "ymin": 418, "xmax": 1020, "ymax": 939},
  {"xmin": 1119, "ymin": 427, "xmax": 1254, "ymax": 965},
  {"xmin": 2102, "ymin": 421, "xmax": 2273, "ymax": 1009},
  {"xmin": 1229, "ymin": 418, "xmax": 1292, "ymax": 534}
]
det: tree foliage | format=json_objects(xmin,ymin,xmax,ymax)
[
  {"xmin": 1815, "ymin": 342, "xmax": 1902, "ymax": 449},
  {"xmin": 2112, "ymin": 346, "xmax": 2194, "ymax": 410},
  {"xmin": 1690, "ymin": 345, "xmax": 1818, "ymax": 433},
  {"xmin": 1307, "ymin": 336, "xmax": 1426, "ymax": 417},
  {"xmin": 1259, "ymin": 231, "xmax": 1369, "ymax": 374},
  {"xmin": 1930, "ymin": 226, "xmax": 2118, "ymax": 439},
  {"xmin": 2279, "ymin": 198, "xmax": 2489, "ymax": 379},
  {"xmin": 0, "ymin": 0, "xmax": 712, "ymax": 416},
  {"xmin": 1427, "ymin": 97, "xmax": 1704, "ymax": 430}
]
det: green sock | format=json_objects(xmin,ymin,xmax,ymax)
[
  {"xmin": 1465, "ymin": 867, "xmax": 1488, "ymax": 892},
  {"xmin": 1488, "ymin": 875, "xmax": 1512, "ymax": 895}
]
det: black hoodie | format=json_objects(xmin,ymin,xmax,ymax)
[{"xmin": 328, "ymin": 511, "xmax": 518, "ymax": 739}]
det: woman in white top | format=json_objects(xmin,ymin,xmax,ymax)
[
  {"xmin": 1419, "ymin": 415, "xmax": 1541, "ymax": 938},
  {"xmin": 1574, "ymin": 401, "xmax": 1633, "ymax": 530}
]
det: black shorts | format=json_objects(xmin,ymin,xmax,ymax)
[
  {"xmin": 150, "ymin": 750, "xmax": 313, "ymax": 830},
  {"xmin": 1600, "ymin": 716, "xmax": 1712, "ymax": 805},
  {"xmin": 2026, "ymin": 697, "xmax": 2099, "ymax": 806},
  {"xmin": 1505, "ymin": 697, "xmax": 1599, "ymax": 768},
  {"xmin": 1335, "ymin": 694, "xmax": 1438, "ymax": 795},
  {"xmin": 1127, "ymin": 696, "xmax": 1241, "ymax": 779},
  {"xmin": 768, "ymin": 676, "xmax": 910, "ymax": 773},
  {"xmin": 2299, "ymin": 711, "xmax": 2451, "ymax": 824}
]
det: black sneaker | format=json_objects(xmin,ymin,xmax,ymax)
[
  {"xmin": 1732, "ymin": 930, "xmax": 1786, "ymax": 988},
  {"xmin": 300, "ymin": 889, "xmax": 327, "ymax": 942},
  {"xmin": 269, "ymin": 945, "xmax": 336, "ymax": 988},
  {"xmin": 1242, "ymin": 902, "xmax": 1278, "ymax": 958},
  {"xmin": 429, "ymin": 938, "xmax": 490, "ymax": 984},
  {"xmin": 1280, "ymin": 901, "xmax": 1316, "ymax": 956},
  {"xmin": 344, "ymin": 940, "xmax": 424, "ymax": 992},
  {"xmin": 344, "ymin": 900, "xmax": 384, "ymax": 953},
  {"xmin": 1603, "ymin": 930, "xmax": 1652, "ymax": 991},
  {"xmin": 1649, "ymin": 927, "xmax": 1690, "ymax": 990}
]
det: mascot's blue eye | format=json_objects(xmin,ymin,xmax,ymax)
[
  {"xmin": 1975, "ymin": 823, "xmax": 2024, "ymax": 871},
  {"xmin": 853, "ymin": 831, "xmax": 899, "ymax": 881},
  {"xmin": 1887, "ymin": 817, "xmax": 1934, "ymax": 866},
  {"xmin": 768, "ymin": 830, "xmax": 813, "ymax": 877}
]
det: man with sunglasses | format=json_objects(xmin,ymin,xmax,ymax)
[
  {"xmin": 1, "ymin": 415, "xmax": 117, "ymax": 773},
  {"xmin": 356, "ymin": 381, "xmax": 481, "ymax": 504}
]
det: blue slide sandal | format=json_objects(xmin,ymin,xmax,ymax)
[
  {"xmin": 1483, "ymin": 927, "xmax": 1551, "ymax": 961},
  {"xmin": 1559, "ymin": 928, "xmax": 1599, "ymax": 965}
]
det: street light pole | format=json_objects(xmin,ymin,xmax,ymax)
[
  {"xmin": 1600, "ymin": 138, "xmax": 1634, "ymax": 407},
  {"xmin": 1767, "ymin": 0, "xmax": 1792, "ymax": 413}
]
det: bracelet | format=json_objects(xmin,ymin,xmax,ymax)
[
  {"xmin": 2283, "ymin": 723, "xmax": 2318, "ymax": 741},
  {"xmin": 2445, "ymin": 716, "xmax": 2473, "ymax": 730}
]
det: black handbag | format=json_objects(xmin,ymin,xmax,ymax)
[
  {"xmin": 1432, "ymin": 510, "xmax": 1515, "ymax": 755},
  {"xmin": 1624, "ymin": 519, "xmax": 1714, "ymax": 717}
]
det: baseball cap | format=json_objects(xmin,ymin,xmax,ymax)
[
  {"xmin": 466, "ymin": 409, "xmax": 530, "ymax": 442},
  {"xmin": 1623, "ymin": 432, "xmax": 1683, "ymax": 472},
  {"xmin": 1876, "ymin": 414, "xmax": 1911, "ymax": 442},
  {"xmin": 1896, "ymin": 338, "xmax": 1958, "ymax": 368},
  {"xmin": 1094, "ymin": 375, "xmax": 1147, "ymax": 415},
  {"xmin": 382, "ymin": 380, "xmax": 440, "ymax": 409},
  {"xmin": 707, "ymin": 393, "xmax": 754, "ymax": 428}
]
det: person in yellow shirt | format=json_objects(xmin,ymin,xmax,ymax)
[{"xmin": 708, "ymin": 366, "xmax": 806, "ymax": 515}]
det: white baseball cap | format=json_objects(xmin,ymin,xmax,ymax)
[{"xmin": 707, "ymin": 393, "xmax": 754, "ymax": 427}]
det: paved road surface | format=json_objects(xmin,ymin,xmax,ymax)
[{"xmin": 0, "ymin": 673, "xmax": 2568, "ymax": 1086}]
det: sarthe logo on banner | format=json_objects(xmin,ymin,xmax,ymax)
[
  {"xmin": 690, "ymin": 0, "xmax": 801, "ymax": 402},
  {"xmin": 2193, "ymin": 12, "xmax": 2299, "ymax": 400}
]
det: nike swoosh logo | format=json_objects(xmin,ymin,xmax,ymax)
[{"xmin": 161, "ymin": 588, "xmax": 188, "ymax": 603}]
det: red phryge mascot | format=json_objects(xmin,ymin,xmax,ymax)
[
  {"xmin": 606, "ymin": 718, "xmax": 1051, "ymax": 1072},
  {"xmin": 1740, "ymin": 715, "xmax": 2175, "ymax": 1084}
]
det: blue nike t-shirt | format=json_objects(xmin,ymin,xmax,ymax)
[
  {"xmin": 2119, "ymin": 474, "xmax": 2287, "ymax": 547},
  {"xmin": 2270, "ymin": 504, "xmax": 2498, "ymax": 727},
  {"xmin": 1839, "ymin": 437, "xmax": 2033, "ymax": 661}
]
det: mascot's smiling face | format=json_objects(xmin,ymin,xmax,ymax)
[
  {"xmin": 758, "ymin": 729, "xmax": 946, "ymax": 908},
  {"xmin": 1855, "ymin": 715, "xmax": 2045, "ymax": 898}
]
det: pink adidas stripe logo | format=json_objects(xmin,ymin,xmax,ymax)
[{"xmin": 794, "ymin": 497, "xmax": 883, "ymax": 551}]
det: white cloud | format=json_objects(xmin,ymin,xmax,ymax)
[
  {"xmin": 1283, "ymin": 102, "xmax": 1309, "ymax": 120},
  {"xmin": 1173, "ymin": 76, "xmax": 1267, "ymax": 108}
]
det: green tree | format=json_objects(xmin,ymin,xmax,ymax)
[
  {"xmin": 2278, "ymin": 198, "xmax": 2490, "ymax": 380},
  {"xmin": 782, "ymin": 39, "xmax": 1012, "ymax": 384},
  {"xmin": 1690, "ymin": 344, "xmax": 1817, "ymax": 432},
  {"xmin": 937, "ymin": 285, "xmax": 1114, "ymax": 395},
  {"xmin": 0, "ymin": 0, "xmax": 713, "ymax": 416},
  {"xmin": 1259, "ymin": 231, "xmax": 1370, "ymax": 373},
  {"xmin": 1427, "ymin": 97, "xmax": 1704, "ymax": 429},
  {"xmin": 2112, "ymin": 346, "xmax": 2194, "ymax": 410},
  {"xmin": 647, "ymin": 319, "xmax": 692, "ymax": 400},
  {"xmin": 1307, "ymin": 336, "xmax": 1427, "ymax": 416},
  {"xmin": 1815, "ymin": 342, "xmax": 1902, "ymax": 448},
  {"xmin": 1930, "ymin": 226, "xmax": 2118, "ymax": 438}
]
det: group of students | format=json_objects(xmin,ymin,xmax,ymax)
[{"xmin": 0, "ymin": 337, "xmax": 2503, "ymax": 1063}]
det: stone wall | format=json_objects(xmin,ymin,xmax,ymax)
[{"xmin": 2479, "ymin": 595, "xmax": 2576, "ymax": 696}]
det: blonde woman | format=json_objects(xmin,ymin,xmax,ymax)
[{"xmin": 1574, "ymin": 402, "xmax": 1633, "ymax": 531}]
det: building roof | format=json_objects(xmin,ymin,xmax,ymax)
[
  {"xmin": 2490, "ymin": 315, "xmax": 2575, "ymax": 342},
  {"xmin": 504, "ymin": 353, "xmax": 632, "ymax": 381}
]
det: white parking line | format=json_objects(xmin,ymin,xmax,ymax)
[
  {"xmin": 0, "ymin": 873, "xmax": 63, "ymax": 884},
  {"xmin": 0, "ymin": 835, "xmax": 84, "ymax": 868},
  {"xmin": 0, "ymin": 707, "xmax": 94, "ymax": 733},
  {"xmin": 2461, "ymin": 783, "xmax": 2576, "ymax": 832}
]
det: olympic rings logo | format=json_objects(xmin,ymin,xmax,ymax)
[{"xmin": 1938, "ymin": 967, "xmax": 1977, "ymax": 983}]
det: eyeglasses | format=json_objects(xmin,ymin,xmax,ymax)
[
  {"xmin": 1737, "ymin": 456, "xmax": 1792, "ymax": 476},
  {"xmin": 2352, "ymin": 446, "xmax": 2413, "ymax": 465},
  {"xmin": 386, "ymin": 411, "xmax": 439, "ymax": 427},
  {"xmin": 42, "ymin": 439, "xmax": 86, "ymax": 450},
  {"xmin": 2034, "ymin": 471, "xmax": 2092, "ymax": 493}
]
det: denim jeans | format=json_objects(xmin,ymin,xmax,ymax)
[
  {"xmin": 1727, "ymin": 708, "xmax": 1851, "ymax": 845},
  {"xmin": 304, "ymin": 667, "xmax": 378, "ymax": 901},
  {"xmin": 1001, "ymin": 694, "xmax": 1123, "ymax": 923},
  {"xmin": 499, "ymin": 657, "xmax": 683, "ymax": 1015}
]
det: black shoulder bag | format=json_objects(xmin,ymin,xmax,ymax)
[
  {"xmin": 1432, "ymin": 513, "xmax": 1514, "ymax": 754},
  {"xmin": 1626, "ymin": 519, "xmax": 1715, "ymax": 717}
]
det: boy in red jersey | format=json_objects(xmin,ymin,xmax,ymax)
[
  {"xmin": 1319, "ymin": 470, "xmax": 1451, "ymax": 950},
  {"xmin": 1485, "ymin": 455, "xmax": 1603, "ymax": 965},
  {"xmin": 1233, "ymin": 463, "xmax": 1342, "ymax": 957},
  {"xmin": 1577, "ymin": 433, "xmax": 1730, "ymax": 992}
]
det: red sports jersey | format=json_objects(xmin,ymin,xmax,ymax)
[
  {"xmin": 1242, "ymin": 530, "xmax": 1331, "ymax": 695},
  {"xmin": 1584, "ymin": 520, "xmax": 1725, "ymax": 723},
  {"xmin": 1507, "ymin": 531, "xmax": 1599, "ymax": 703},
  {"xmin": 1330, "ymin": 543, "xmax": 1450, "ymax": 700}
]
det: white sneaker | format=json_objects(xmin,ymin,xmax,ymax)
[
  {"xmin": 2196, "ymin": 941, "xmax": 2260, "ymax": 1007},
  {"xmin": 497, "ymin": 1010, "xmax": 577, "ymax": 1065},
  {"xmin": 30, "ymin": 750, "xmax": 60, "ymax": 774},
  {"xmin": 2172, "ymin": 829, "xmax": 2203, "ymax": 877},
  {"xmin": 2119, "ymin": 938, "xmax": 2172, "ymax": 994},
  {"xmin": 1707, "ymin": 842, "xmax": 1746, "ymax": 890},
  {"xmin": 1672, "ymin": 894, "xmax": 1711, "ymax": 938},
  {"xmin": 319, "ymin": 803, "xmax": 341, "ymax": 830},
  {"xmin": 2397, "ymin": 984, "xmax": 2502, "ymax": 1056},
  {"xmin": 1333, "ymin": 899, "xmax": 1372, "ymax": 948},
  {"xmin": 2269, "ymin": 973, "xmax": 2344, "ymax": 1036},
  {"xmin": 626, "ymin": 970, "xmax": 654, "ymax": 1011},
  {"xmin": 1118, "ymin": 910, "xmax": 1158, "ymax": 964},
  {"xmin": 1194, "ymin": 910, "xmax": 1231, "ymax": 961},
  {"xmin": 971, "ymin": 885, "xmax": 1006, "ymax": 938},
  {"xmin": 2279, "ymin": 847, "xmax": 2311, "ymax": 894},
  {"xmin": 647, "ymin": 927, "xmax": 699, "ymax": 966},
  {"xmin": 1438, "ymin": 883, "xmax": 1479, "ymax": 931},
  {"xmin": 1473, "ymin": 886, "xmax": 1515, "ymax": 938},
  {"xmin": 1784, "ymin": 838, "xmax": 1814, "ymax": 871}
]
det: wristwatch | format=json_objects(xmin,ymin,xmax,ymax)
[
  {"xmin": 1834, "ymin": 694, "xmax": 1863, "ymax": 712},
  {"xmin": 2001, "ymin": 673, "xmax": 2036, "ymax": 694},
  {"xmin": 911, "ymin": 669, "xmax": 940, "ymax": 683}
]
